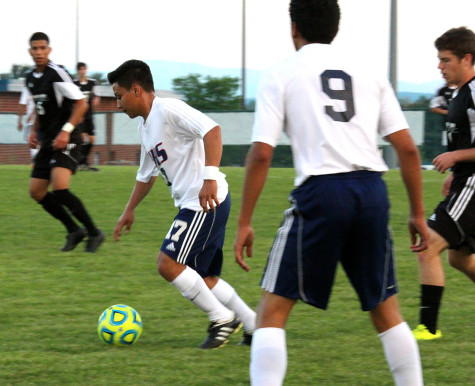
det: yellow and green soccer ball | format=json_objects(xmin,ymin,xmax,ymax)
[{"xmin": 97, "ymin": 304, "xmax": 143, "ymax": 346}]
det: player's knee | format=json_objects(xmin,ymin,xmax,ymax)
[
  {"xmin": 448, "ymin": 255, "xmax": 468, "ymax": 272},
  {"xmin": 29, "ymin": 187, "xmax": 45, "ymax": 202}
]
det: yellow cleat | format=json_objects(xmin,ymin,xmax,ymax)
[{"xmin": 412, "ymin": 324, "xmax": 442, "ymax": 341}]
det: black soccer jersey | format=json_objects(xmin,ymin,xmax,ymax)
[
  {"xmin": 25, "ymin": 61, "xmax": 85, "ymax": 144},
  {"xmin": 446, "ymin": 77, "xmax": 475, "ymax": 178},
  {"xmin": 73, "ymin": 78, "xmax": 97, "ymax": 120}
]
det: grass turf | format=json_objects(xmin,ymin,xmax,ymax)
[{"xmin": 0, "ymin": 165, "xmax": 473, "ymax": 385}]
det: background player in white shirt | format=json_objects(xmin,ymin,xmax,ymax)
[
  {"xmin": 234, "ymin": 1, "xmax": 428, "ymax": 384},
  {"xmin": 108, "ymin": 60, "xmax": 256, "ymax": 349},
  {"xmin": 18, "ymin": 87, "xmax": 38, "ymax": 165}
]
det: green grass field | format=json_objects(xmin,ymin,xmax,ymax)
[{"xmin": 0, "ymin": 165, "xmax": 473, "ymax": 385}]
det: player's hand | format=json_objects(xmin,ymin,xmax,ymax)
[
  {"xmin": 234, "ymin": 224, "xmax": 254, "ymax": 272},
  {"xmin": 27, "ymin": 132, "xmax": 38, "ymax": 149},
  {"xmin": 199, "ymin": 180, "xmax": 219, "ymax": 213},
  {"xmin": 442, "ymin": 173, "xmax": 453, "ymax": 197},
  {"xmin": 114, "ymin": 210, "xmax": 135, "ymax": 241},
  {"xmin": 408, "ymin": 215, "xmax": 429, "ymax": 252},
  {"xmin": 432, "ymin": 152, "xmax": 457, "ymax": 173},
  {"xmin": 18, "ymin": 122, "xmax": 23, "ymax": 131},
  {"xmin": 52, "ymin": 131, "xmax": 70, "ymax": 150}
]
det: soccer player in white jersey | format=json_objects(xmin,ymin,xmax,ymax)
[
  {"xmin": 108, "ymin": 60, "xmax": 256, "ymax": 349},
  {"xmin": 18, "ymin": 87, "xmax": 38, "ymax": 165},
  {"xmin": 234, "ymin": 1, "xmax": 428, "ymax": 384}
]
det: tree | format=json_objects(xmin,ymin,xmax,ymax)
[
  {"xmin": 172, "ymin": 74, "xmax": 242, "ymax": 111},
  {"xmin": 89, "ymin": 72, "xmax": 107, "ymax": 84},
  {"xmin": 0, "ymin": 64, "xmax": 31, "ymax": 79}
]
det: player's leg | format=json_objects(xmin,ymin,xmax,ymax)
[
  {"xmin": 370, "ymin": 295, "xmax": 423, "ymax": 386},
  {"xmin": 157, "ymin": 252, "xmax": 239, "ymax": 347},
  {"xmin": 50, "ymin": 151, "xmax": 104, "ymax": 253},
  {"xmin": 30, "ymin": 149, "xmax": 81, "ymax": 244},
  {"xmin": 250, "ymin": 291, "xmax": 295, "ymax": 386},
  {"xmin": 448, "ymin": 246, "xmax": 475, "ymax": 282},
  {"xmin": 414, "ymin": 227, "xmax": 449, "ymax": 338},
  {"xmin": 206, "ymin": 276, "xmax": 256, "ymax": 344}
]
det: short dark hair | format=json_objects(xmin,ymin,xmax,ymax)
[
  {"xmin": 29, "ymin": 32, "xmax": 49, "ymax": 44},
  {"xmin": 435, "ymin": 27, "xmax": 475, "ymax": 65},
  {"xmin": 77, "ymin": 62, "xmax": 87, "ymax": 71},
  {"xmin": 107, "ymin": 60, "xmax": 155, "ymax": 92},
  {"xmin": 289, "ymin": 0, "xmax": 340, "ymax": 44}
]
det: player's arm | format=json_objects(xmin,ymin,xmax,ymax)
[
  {"xmin": 430, "ymin": 107, "xmax": 448, "ymax": 115},
  {"xmin": 234, "ymin": 141, "xmax": 274, "ymax": 271},
  {"xmin": 53, "ymin": 98, "xmax": 89, "ymax": 150},
  {"xmin": 114, "ymin": 177, "xmax": 157, "ymax": 241},
  {"xmin": 200, "ymin": 125, "xmax": 222, "ymax": 213},
  {"xmin": 28, "ymin": 113, "xmax": 39, "ymax": 148},
  {"xmin": 432, "ymin": 148, "xmax": 475, "ymax": 173},
  {"xmin": 17, "ymin": 103, "xmax": 26, "ymax": 131},
  {"xmin": 385, "ymin": 129, "xmax": 429, "ymax": 252}
]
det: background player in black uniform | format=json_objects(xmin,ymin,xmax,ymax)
[
  {"xmin": 26, "ymin": 32, "xmax": 105, "ymax": 253},
  {"xmin": 429, "ymin": 83, "xmax": 456, "ymax": 121},
  {"xmin": 74, "ymin": 62, "xmax": 100, "ymax": 171},
  {"xmin": 413, "ymin": 27, "xmax": 475, "ymax": 341}
]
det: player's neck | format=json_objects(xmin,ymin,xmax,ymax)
[
  {"xmin": 79, "ymin": 75, "xmax": 87, "ymax": 82},
  {"xmin": 457, "ymin": 69, "xmax": 475, "ymax": 88},
  {"xmin": 142, "ymin": 94, "xmax": 156, "ymax": 123},
  {"xmin": 35, "ymin": 60, "xmax": 49, "ymax": 73}
]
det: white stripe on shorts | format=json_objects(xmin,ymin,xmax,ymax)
[
  {"xmin": 262, "ymin": 206, "xmax": 295, "ymax": 293},
  {"xmin": 448, "ymin": 175, "xmax": 475, "ymax": 221},
  {"xmin": 177, "ymin": 211, "xmax": 206, "ymax": 264}
]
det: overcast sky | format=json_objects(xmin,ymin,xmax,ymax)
[{"xmin": 1, "ymin": 0, "xmax": 474, "ymax": 89}]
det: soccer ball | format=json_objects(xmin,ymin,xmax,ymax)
[{"xmin": 97, "ymin": 304, "xmax": 143, "ymax": 346}]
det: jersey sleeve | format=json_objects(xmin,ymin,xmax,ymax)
[
  {"xmin": 136, "ymin": 144, "xmax": 159, "ymax": 183},
  {"xmin": 163, "ymin": 98, "xmax": 218, "ymax": 139},
  {"xmin": 378, "ymin": 80, "xmax": 409, "ymax": 138},
  {"xmin": 251, "ymin": 71, "xmax": 284, "ymax": 147},
  {"xmin": 19, "ymin": 87, "xmax": 31, "ymax": 105}
]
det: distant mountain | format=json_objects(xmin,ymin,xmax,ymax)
[{"xmin": 96, "ymin": 60, "xmax": 444, "ymax": 102}]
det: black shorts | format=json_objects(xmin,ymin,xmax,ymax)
[
  {"xmin": 31, "ymin": 143, "xmax": 85, "ymax": 180},
  {"xmin": 428, "ymin": 174, "xmax": 475, "ymax": 252},
  {"xmin": 78, "ymin": 118, "xmax": 95, "ymax": 136}
]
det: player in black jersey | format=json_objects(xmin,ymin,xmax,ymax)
[
  {"xmin": 26, "ymin": 32, "xmax": 105, "ymax": 253},
  {"xmin": 429, "ymin": 83, "xmax": 456, "ymax": 122},
  {"xmin": 74, "ymin": 62, "xmax": 100, "ymax": 171},
  {"xmin": 413, "ymin": 27, "xmax": 475, "ymax": 341}
]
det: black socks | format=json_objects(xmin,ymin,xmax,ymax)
[{"xmin": 420, "ymin": 284, "xmax": 444, "ymax": 334}]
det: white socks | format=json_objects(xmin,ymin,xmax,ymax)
[
  {"xmin": 170, "ymin": 266, "xmax": 233, "ymax": 322},
  {"xmin": 250, "ymin": 328, "xmax": 287, "ymax": 386},
  {"xmin": 379, "ymin": 322, "xmax": 423, "ymax": 386},
  {"xmin": 211, "ymin": 278, "xmax": 256, "ymax": 333}
]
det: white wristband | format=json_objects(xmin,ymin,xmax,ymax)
[
  {"xmin": 61, "ymin": 122, "xmax": 75, "ymax": 134},
  {"xmin": 203, "ymin": 166, "xmax": 219, "ymax": 180}
]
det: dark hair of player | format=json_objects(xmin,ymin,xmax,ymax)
[
  {"xmin": 289, "ymin": 0, "xmax": 340, "ymax": 44},
  {"xmin": 29, "ymin": 32, "xmax": 49, "ymax": 44},
  {"xmin": 435, "ymin": 27, "xmax": 475, "ymax": 65},
  {"xmin": 77, "ymin": 62, "xmax": 87, "ymax": 70},
  {"xmin": 107, "ymin": 60, "xmax": 155, "ymax": 92}
]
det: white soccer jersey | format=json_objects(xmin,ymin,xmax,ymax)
[
  {"xmin": 19, "ymin": 87, "xmax": 35, "ymax": 125},
  {"xmin": 252, "ymin": 43, "xmax": 409, "ymax": 186},
  {"xmin": 136, "ymin": 97, "xmax": 228, "ymax": 211}
]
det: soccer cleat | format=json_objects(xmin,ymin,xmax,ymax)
[
  {"xmin": 412, "ymin": 324, "xmax": 442, "ymax": 340},
  {"xmin": 199, "ymin": 314, "xmax": 242, "ymax": 349},
  {"xmin": 88, "ymin": 166, "xmax": 99, "ymax": 172},
  {"xmin": 85, "ymin": 229, "xmax": 105, "ymax": 253},
  {"xmin": 237, "ymin": 331, "xmax": 253, "ymax": 346},
  {"xmin": 61, "ymin": 228, "xmax": 88, "ymax": 252}
]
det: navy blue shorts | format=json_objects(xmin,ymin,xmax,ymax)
[
  {"xmin": 261, "ymin": 171, "xmax": 397, "ymax": 311},
  {"xmin": 160, "ymin": 194, "xmax": 230, "ymax": 278}
]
